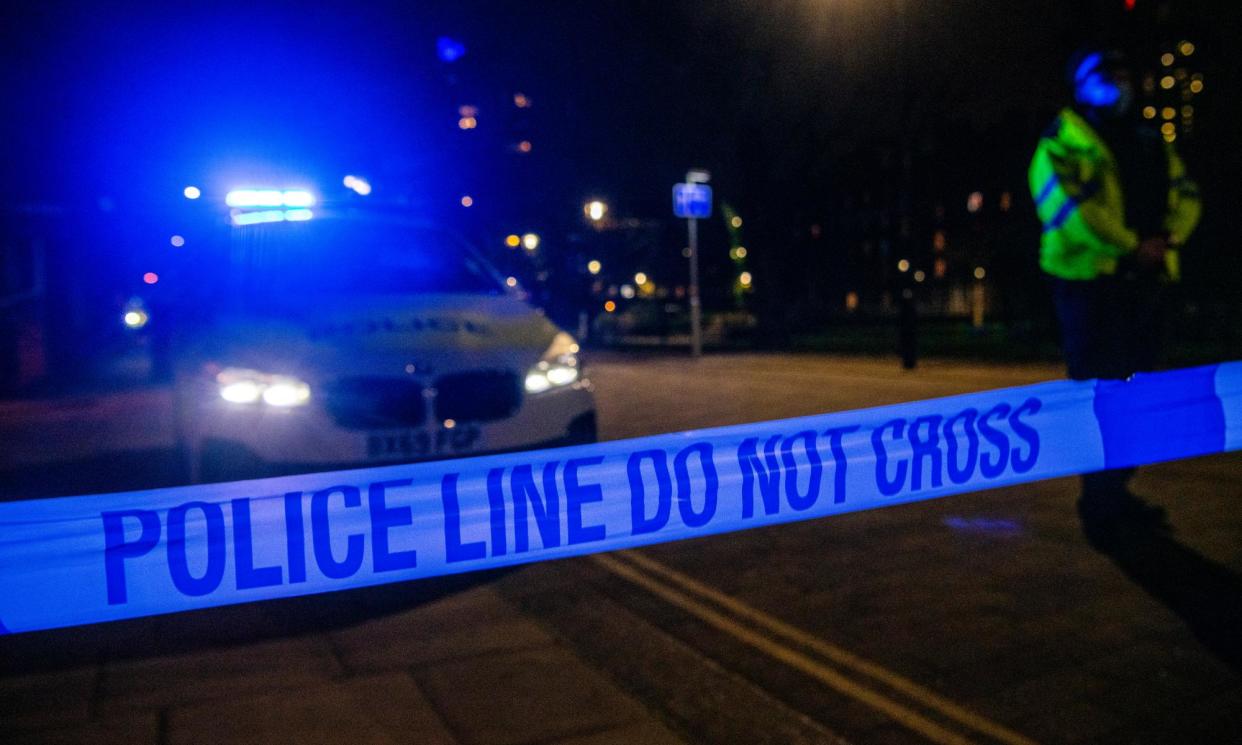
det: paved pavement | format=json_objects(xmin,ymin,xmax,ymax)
[{"xmin": 3, "ymin": 353, "xmax": 1241, "ymax": 744}]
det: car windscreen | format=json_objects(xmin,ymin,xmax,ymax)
[{"xmin": 222, "ymin": 219, "xmax": 503, "ymax": 306}]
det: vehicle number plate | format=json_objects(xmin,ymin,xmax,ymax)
[{"xmin": 366, "ymin": 425, "xmax": 481, "ymax": 460}]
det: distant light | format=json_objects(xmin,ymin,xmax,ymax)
[
  {"xmin": 343, "ymin": 175, "xmax": 372, "ymax": 196},
  {"xmin": 845, "ymin": 291, "xmax": 859, "ymax": 311},
  {"xmin": 444, "ymin": 419, "xmax": 457, "ymax": 429},
  {"xmin": 974, "ymin": 267, "xmax": 986, "ymax": 280},
  {"xmin": 587, "ymin": 260, "xmax": 602, "ymax": 275},
  {"xmin": 1190, "ymin": 79, "xmax": 1204, "ymax": 93},
  {"xmin": 170, "ymin": 235, "xmax": 185, "ymax": 248},
  {"xmin": 966, "ymin": 191, "xmax": 983, "ymax": 213},
  {"xmin": 620, "ymin": 284, "xmax": 636, "ymax": 299},
  {"xmin": 604, "ymin": 300, "xmax": 617, "ymax": 313},
  {"xmin": 458, "ymin": 116, "xmax": 477, "ymax": 130},
  {"xmin": 517, "ymin": 140, "xmax": 532, "ymax": 153},
  {"xmin": 513, "ymin": 92, "xmax": 530, "ymax": 108},
  {"xmin": 1160, "ymin": 122, "xmax": 1176, "ymax": 136},
  {"xmin": 897, "ymin": 259, "xmax": 910, "ymax": 273},
  {"xmin": 1160, "ymin": 75, "xmax": 1175, "ymax": 90},
  {"xmin": 1162, "ymin": 107, "xmax": 1176, "ymax": 120},
  {"xmin": 123, "ymin": 310, "xmax": 148, "ymax": 329},
  {"xmin": 1142, "ymin": 106, "xmax": 1156, "ymax": 119},
  {"xmin": 738, "ymin": 271, "xmax": 753, "ymax": 287},
  {"xmin": 634, "ymin": 272, "xmax": 648, "ymax": 285},
  {"xmin": 226, "ymin": 189, "xmax": 314, "ymax": 208},
  {"xmin": 1163, "ymin": 131, "xmax": 1176, "ymax": 143},
  {"xmin": 437, "ymin": 36, "xmax": 466, "ymax": 63},
  {"xmin": 505, "ymin": 234, "xmax": 521, "ymax": 248},
  {"xmin": 505, "ymin": 276, "xmax": 518, "ymax": 288},
  {"xmin": 999, "ymin": 192, "xmax": 1012, "ymax": 212},
  {"xmin": 458, "ymin": 104, "xmax": 478, "ymax": 117},
  {"xmin": 284, "ymin": 208, "xmax": 313, "ymax": 222},
  {"xmin": 143, "ymin": 272, "xmax": 159, "ymax": 285},
  {"xmin": 1179, "ymin": 41, "xmax": 1195, "ymax": 56},
  {"xmin": 1182, "ymin": 105, "xmax": 1194, "ymax": 117},
  {"xmin": 735, "ymin": 246, "xmax": 748, "ymax": 259},
  {"xmin": 461, "ymin": 195, "xmax": 474, "ymax": 207},
  {"xmin": 913, "ymin": 270, "xmax": 926, "ymax": 283},
  {"xmin": 522, "ymin": 233, "xmax": 539, "ymax": 250},
  {"xmin": 183, "ymin": 186, "xmax": 201, "ymax": 200},
  {"xmin": 1161, "ymin": 52, "xmax": 1175, "ymax": 67},
  {"xmin": 585, "ymin": 200, "xmax": 607, "ymax": 222},
  {"xmin": 730, "ymin": 216, "xmax": 743, "ymax": 228}
]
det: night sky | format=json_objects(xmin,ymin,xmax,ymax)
[{"xmin": 2, "ymin": 1, "xmax": 1239, "ymax": 317}]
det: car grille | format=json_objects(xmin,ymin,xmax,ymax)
[
  {"xmin": 433, "ymin": 370, "xmax": 522, "ymax": 423},
  {"xmin": 322, "ymin": 377, "xmax": 426, "ymax": 429},
  {"xmin": 322, "ymin": 370, "xmax": 522, "ymax": 429}
]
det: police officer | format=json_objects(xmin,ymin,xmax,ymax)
[{"xmin": 1029, "ymin": 49, "xmax": 1202, "ymax": 543}]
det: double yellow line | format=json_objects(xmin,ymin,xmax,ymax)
[{"xmin": 593, "ymin": 551, "xmax": 1038, "ymax": 745}]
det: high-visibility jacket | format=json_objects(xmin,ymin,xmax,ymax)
[{"xmin": 1029, "ymin": 107, "xmax": 1201, "ymax": 281}]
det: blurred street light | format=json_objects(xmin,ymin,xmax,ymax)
[
  {"xmin": 587, "ymin": 260, "xmax": 602, "ymax": 275},
  {"xmin": 505, "ymin": 234, "xmax": 521, "ymax": 248},
  {"xmin": 183, "ymin": 186, "xmax": 201, "ymax": 200},
  {"xmin": 343, "ymin": 175, "xmax": 372, "ymax": 196},
  {"xmin": 585, "ymin": 200, "xmax": 607, "ymax": 222},
  {"xmin": 522, "ymin": 233, "xmax": 540, "ymax": 251},
  {"xmin": 739, "ymin": 271, "xmax": 753, "ymax": 287},
  {"xmin": 460, "ymin": 195, "xmax": 474, "ymax": 207},
  {"xmin": 170, "ymin": 235, "xmax": 185, "ymax": 247},
  {"xmin": 634, "ymin": 272, "xmax": 648, "ymax": 285}
]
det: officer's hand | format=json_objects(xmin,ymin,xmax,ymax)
[{"xmin": 1136, "ymin": 236, "xmax": 1168, "ymax": 267}]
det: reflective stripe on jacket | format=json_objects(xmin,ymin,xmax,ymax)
[{"xmin": 1029, "ymin": 107, "xmax": 1201, "ymax": 281}]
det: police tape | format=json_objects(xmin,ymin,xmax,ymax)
[{"xmin": 2, "ymin": 362, "xmax": 1240, "ymax": 634}]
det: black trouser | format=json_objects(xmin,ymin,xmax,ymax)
[{"xmin": 1052, "ymin": 273, "xmax": 1167, "ymax": 514}]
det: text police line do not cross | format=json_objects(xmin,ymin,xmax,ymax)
[
  {"xmin": 3, "ymin": 362, "xmax": 1239, "ymax": 633},
  {"xmin": 103, "ymin": 398, "xmax": 1044, "ymax": 611}
]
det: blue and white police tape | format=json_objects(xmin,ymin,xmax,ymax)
[{"xmin": 2, "ymin": 362, "xmax": 1240, "ymax": 634}]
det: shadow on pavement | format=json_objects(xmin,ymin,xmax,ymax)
[
  {"xmin": 0, "ymin": 568, "xmax": 513, "ymax": 677},
  {"xmin": 1099, "ymin": 524, "xmax": 1242, "ymax": 675}
]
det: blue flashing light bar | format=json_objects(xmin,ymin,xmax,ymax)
[
  {"xmin": 225, "ymin": 189, "xmax": 316, "ymax": 208},
  {"xmin": 230, "ymin": 209, "xmax": 314, "ymax": 227}
]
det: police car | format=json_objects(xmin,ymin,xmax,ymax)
[{"xmin": 172, "ymin": 189, "xmax": 596, "ymax": 482}]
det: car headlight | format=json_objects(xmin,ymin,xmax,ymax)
[
  {"xmin": 216, "ymin": 367, "xmax": 311, "ymax": 407},
  {"xmin": 525, "ymin": 332, "xmax": 581, "ymax": 394}
]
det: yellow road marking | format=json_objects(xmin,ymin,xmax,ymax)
[{"xmin": 594, "ymin": 551, "xmax": 1038, "ymax": 745}]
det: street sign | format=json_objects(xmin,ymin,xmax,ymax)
[{"xmin": 672, "ymin": 183, "xmax": 713, "ymax": 219}]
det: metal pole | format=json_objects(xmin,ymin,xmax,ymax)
[{"xmin": 688, "ymin": 216, "xmax": 702, "ymax": 357}]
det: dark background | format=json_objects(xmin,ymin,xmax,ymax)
[{"xmin": 2, "ymin": 0, "xmax": 1240, "ymax": 382}]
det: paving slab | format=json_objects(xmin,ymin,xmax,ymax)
[
  {"xmin": 330, "ymin": 586, "xmax": 557, "ymax": 672},
  {"xmin": 97, "ymin": 636, "xmax": 341, "ymax": 712},
  {"xmin": 414, "ymin": 646, "xmax": 645, "ymax": 745},
  {"xmin": 168, "ymin": 672, "xmax": 456, "ymax": 745},
  {"xmin": 2, "ymin": 713, "xmax": 160, "ymax": 745}
]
